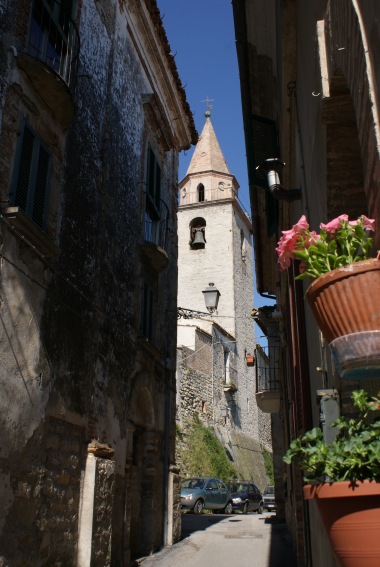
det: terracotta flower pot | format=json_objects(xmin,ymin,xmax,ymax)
[
  {"xmin": 304, "ymin": 481, "xmax": 380, "ymax": 567},
  {"xmin": 246, "ymin": 354, "xmax": 255, "ymax": 366},
  {"xmin": 305, "ymin": 258, "xmax": 380, "ymax": 378}
]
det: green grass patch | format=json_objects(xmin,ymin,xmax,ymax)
[
  {"xmin": 261, "ymin": 447, "xmax": 274, "ymax": 484},
  {"xmin": 176, "ymin": 414, "xmax": 238, "ymax": 481}
]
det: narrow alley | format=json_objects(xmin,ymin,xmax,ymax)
[{"xmin": 138, "ymin": 512, "xmax": 297, "ymax": 567}]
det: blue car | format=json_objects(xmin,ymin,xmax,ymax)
[
  {"xmin": 180, "ymin": 477, "xmax": 233, "ymax": 514},
  {"xmin": 226, "ymin": 481, "xmax": 264, "ymax": 514}
]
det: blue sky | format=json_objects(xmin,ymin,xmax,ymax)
[
  {"xmin": 156, "ymin": 0, "xmax": 249, "ymax": 211},
  {"xmin": 156, "ymin": 1, "xmax": 275, "ymax": 338}
]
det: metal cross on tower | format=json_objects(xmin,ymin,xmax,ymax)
[{"xmin": 201, "ymin": 96, "xmax": 214, "ymax": 112}]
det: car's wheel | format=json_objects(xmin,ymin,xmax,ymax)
[
  {"xmin": 257, "ymin": 502, "xmax": 264, "ymax": 514},
  {"xmin": 243, "ymin": 502, "xmax": 249, "ymax": 514},
  {"xmin": 223, "ymin": 501, "xmax": 233, "ymax": 515},
  {"xmin": 193, "ymin": 499, "xmax": 204, "ymax": 515}
]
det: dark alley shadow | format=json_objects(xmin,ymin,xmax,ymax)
[
  {"xmin": 266, "ymin": 517, "xmax": 297, "ymax": 567},
  {"xmin": 180, "ymin": 512, "xmax": 231, "ymax": 540}
]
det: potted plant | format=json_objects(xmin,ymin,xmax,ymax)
[
  {"xmin": 276, "ymin": 214, "xmax": 380, "ymax": 378},
  {"xmin": 246, "ymin": 353, "xmax": 255, "ymax": 366},
  {"xmin": 284, "ymin": 389, "xmax": 380, "ymax": 567}
]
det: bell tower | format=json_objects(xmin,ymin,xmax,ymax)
[{"xmin": 177, "ymin": 111, "xmax": 266, "ymax": 455}]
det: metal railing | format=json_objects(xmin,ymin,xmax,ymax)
[
  {"xmin": 142, "ymin": 192, "xmax": 169, "ymax": 250},
  {"xmin": 27, "ymin": 0, "xmax": 80, "ymax": 85},
  {"xmin": 255, "ymin": 344, "xmax": 280, "ymax": 393}
]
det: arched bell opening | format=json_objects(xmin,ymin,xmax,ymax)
[{"xmin": 189, "ymin": 217, "xmax": 206, "ymax": 249}]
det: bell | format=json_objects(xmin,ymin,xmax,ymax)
[{"xmin": 192, "ymin": 229, "xmax": 206, "ymax": 248}]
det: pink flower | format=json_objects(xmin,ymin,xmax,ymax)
[
  {"xmin": 320, "ymin": 215, "xmax": 348, "ymax": 234},
  {"xmin": 293, "ymin": 215, "xmax": 309, "ymax": 232},
  {"xmin": 276, "ymin": 216, "xmax": 311, "ymax": 270},
  {"xmin": 361, "ymin": 215, "xmax": 375, "ymax": 232},
  {"xmin": 305, "ymin": 231, "xmax": 320, "ymax": 247}
]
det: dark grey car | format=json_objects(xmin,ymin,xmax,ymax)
[
  {"xmin": 180, "ymin": 477, "xmax": 233, "ymax": 514},
  {"xmin": 227, "ymin": 481, "xmax": 263, "ymax": 514}
]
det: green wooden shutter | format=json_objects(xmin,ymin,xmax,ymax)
[
  {"xmin": 140, "ymin": 278, "xmax": 154, "ymax": 340},
  {"xmin": 12, "ymin": 120, "xmax": 51, "ymax": 229},
  {"xmin": 14, "ymin": 123, "xmax": 35, "ymax": 211},
  {"xmin": 249, "ymin": 115, "xmax": 279, "ymax": 237},
  {"xmin": 32, "ymin": 145, "xmax": 50, "ymax": 227},
  {"xmin": 250, "ymin": 115, "xmax": 279, "ymax": 188}
]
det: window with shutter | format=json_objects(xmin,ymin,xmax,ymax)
[
  {"xmin": 12, "ymin": 119, "xmax": 51, "ymax": 230},
  {"xmin": 29, "ymin": 0, "xmax": 76, "ymax": 80},
  {"xmin": 250, "ymin": 115, "xmax": 279, "ymax": 236},
  {"xmin": 140, "ymin": 278, "xmax": 154, "ymax": 340},
  {"xmin": 146, "ymin": 145, "xmax": 161, "ymax": 216}
]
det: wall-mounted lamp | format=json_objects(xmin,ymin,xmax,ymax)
[
  {"xmin": 178, "ymin": 283, "xmax": 221, "ymax": 319},
  {"xmin": 202, "ymin": 283, "xmax": 221, "ymax": 314},
  {"xmin": 256, "ymin": 158, "xmax": 301, "ymax": 201}
]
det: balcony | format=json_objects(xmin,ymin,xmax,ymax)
[
  {"xmin": 140, "ymin": 192, "xmax": 169, "ymax": 272},
  {"xmin": 13, "ymin": 0, "xmax": 79, "ymax": 128},
  {"xmin": 255, "ymin": 344, "xmax": 281, "ymax": 413}
]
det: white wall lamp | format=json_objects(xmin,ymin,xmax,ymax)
[{"xmin": 256, "ymin": 158, "xmax": 301, "ymax": 201}]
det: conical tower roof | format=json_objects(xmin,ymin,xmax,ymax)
[{"xmin": 186, "ymin": 113, "xmax": 230, "ymax": 176}]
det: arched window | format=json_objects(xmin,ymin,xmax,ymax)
[
  {"xmin": 224, "ymin": 350, "xmax": 230, "ymax": 384},
  {"xmin": 197, "ymin": 183, "xmax": 205, "ymax": 202},
  {"xmin": 189, "ymin": 217, "xmax": 206, "ymax": 249},
  {"xmin": 241, "ymin": 229, "xmax": 246, "ymax": 261}
]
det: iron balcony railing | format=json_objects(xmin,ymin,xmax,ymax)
[
  {"xmin": 255, "ymin": 344, "xmax": 280, "ymax": 393},
  {"xmin": 142, "ymin": 192, "xmax": 169, "ymax": 250},
  {"xmin": 27, "ymin": 0, "xmax": 80, "ymax": 85}
]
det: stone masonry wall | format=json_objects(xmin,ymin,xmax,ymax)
[{"xmin": 0, "ymin": 417, "xmax": 86, "ymax": 567}]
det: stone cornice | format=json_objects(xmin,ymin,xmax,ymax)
[{"xmin": 127, "ymin": 0, "xmax": 197, "ymax": 151}]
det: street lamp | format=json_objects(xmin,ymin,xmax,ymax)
[
  {"xmin": 177, "ymin": 283, "xmax": 221, "ymax": 319},
  {"xmin": 202, "ymin": 283, "xmax": 221, "ymax": 314},
  {"xmin": 256, "ymin": 158, "xmax": 301, "ymax": 201}
]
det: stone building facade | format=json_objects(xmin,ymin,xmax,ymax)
[
  {"xmin": 232, "ymin": 0, "xmax": 380, "ymax": 565},
  {"xmin": 176, "ymin": 113, "xmax": 271, "ymax": 487},
  {"xmin": 0, "ymin": 1, "xmax": 196, "ymax": 565}
]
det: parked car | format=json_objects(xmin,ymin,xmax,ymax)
[
  {"xmin": 226, "ymin": 481, "xmax": 263, "ymax": 514},
  {"xmin": 262, "ymin": 485, "xmax": 276, "ymax": 512},
  {"xmin": 180, "ymin": 477, "xmax": 233, "ymax": 514}
]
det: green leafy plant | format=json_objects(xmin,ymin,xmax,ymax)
[
  {"xmin": 176, "ymin": 414, "xmax": 237, "ymax": 481},
  {"xmin": 283, "ymin": 390, "xmax": 380, "ymax": 482},
  {"xmin": 262, "ymin": 447, "xmax": 274, "ymax": 485},
  {"xmin": 276, "ymin": 214, "xmax": 375, "ymax": 280}
]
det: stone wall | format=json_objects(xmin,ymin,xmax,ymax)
[
  {"xmin": 177, "ymin": 342, "xmax": 213, "ymax": 426},
  {"xmin": 0, "ymin": 417, "xmax": 86, "ymax": 566},
  {"xmin": 0, "ymin": 0, "xmax": 195, "ymax": 564}
]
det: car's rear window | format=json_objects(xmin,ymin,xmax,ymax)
[
  {"xmin": 227, "ymin": 483, "xmax": 248, "ymax": 493},
  {"xmin": 181, "ymin": 479, "xmax": 205, "ymax": 489},
  {"xmin": 264, "ymin": 486, "xmax": 274, "ymax": 494}
]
